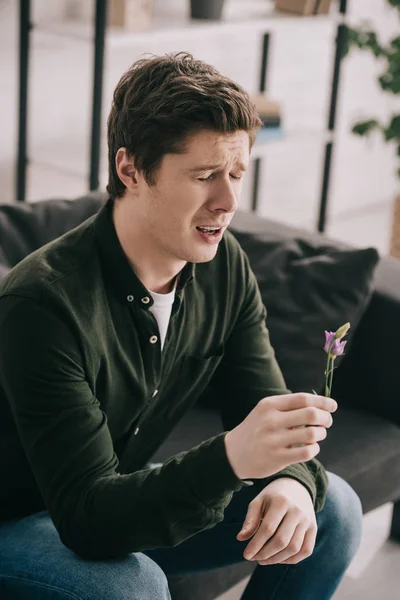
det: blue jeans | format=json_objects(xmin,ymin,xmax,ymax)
[{"xmin": 0, "ymin": 471, "xmax": 362, "ymax": 599}]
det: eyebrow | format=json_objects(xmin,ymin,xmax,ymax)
[{"xmin": 188, "ymin": 162, "xmax": 248, "ymax": 173}]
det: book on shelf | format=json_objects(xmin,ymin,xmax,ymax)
[
  {"xmin": 251, "ymin": 93, "xmax": 282, "ymax": 128},
  {"xmin": 108, "ymin": 0, "xmax": 155, "ymax": 30},
  {"xmin": 275, "ymin": 0, "xmax": 332, "ymax": 16}
]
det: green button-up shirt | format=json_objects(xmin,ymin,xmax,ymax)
[{"xmin": 0, "ymin": 197, "xmax": 328, "ymax": 559}]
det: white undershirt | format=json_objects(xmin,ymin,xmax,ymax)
[{"xmin": 148, "ymin": 287, "xmax": 175, "ymax": 351}]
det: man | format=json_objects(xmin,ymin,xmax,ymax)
[{"xmin": 0, "ymin": 53, "xmax": 362, "ymax": 599}]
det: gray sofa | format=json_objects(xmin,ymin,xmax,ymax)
[{"xmin": 1, "ymin": 192, "xmax": 400, "ymax": 600}]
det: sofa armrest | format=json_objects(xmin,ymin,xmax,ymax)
[{"xmin": 332, "ymin": 255, "xmax": 400, "ymax": 427}]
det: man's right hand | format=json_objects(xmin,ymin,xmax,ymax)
[{"xmin": 224, "ymin": 393, "xmax": 338, "ymax": 480}]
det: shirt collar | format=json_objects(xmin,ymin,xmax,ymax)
[{"xmin": 93, "ymin": 197, "xmax": 195, "ymax": 307}]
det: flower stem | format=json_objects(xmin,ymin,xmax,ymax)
[
  {"xmin": 325, "ymin": 339, "xmax": 336, "ymax": 397},
  {"xmin": 329, "ymin": 357, "xmax": 335, "ymax": 396},
  {"xmin": 324, "ymin": 354, "xmax": 331, "ymax": 396}
]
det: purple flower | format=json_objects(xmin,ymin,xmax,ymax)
[
  {"xmin": 322, "ymin": 322, "xmax": 350, "ymax": 398},
  {"xmin": 324, "ymin": 331, "xmax": 347, "ymax": 357}
]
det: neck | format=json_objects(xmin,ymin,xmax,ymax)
[
  {"xmin": 112, "ymin": 198, "xmax": 184, "ymax": 294},
  {"xmin": 150, "ymin": 276, "xmax": 178, "ymax": 295}
]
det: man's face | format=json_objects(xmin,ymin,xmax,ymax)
[{"xmin": 134, "ymin": 129, "xmax": 250, "ymax": 264}]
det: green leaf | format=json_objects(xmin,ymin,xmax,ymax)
[
  {"xmin": 379, "ymin": 73, "xmax": 394, "ymax": 91},
  {"xmin": 352, "ymin": 120, "xmax": 380, "ymax": 137},
  {"xmin": 345, "ymin": 25, "xmax": 384, "ymax": 56},
  {"xmin": 389, "ymin": 116, "xmax": 400, "ymax": 138},
  {"xmin": 384, "ymin": 128, "xmax": 395, "ymax": 142},
  {"xmin": 390, "ymin": 36, "xmax": 400, "ymax": 51},
  {"xmin": 390, "ymin": 75, "xmax": 400, "ymax": 94},
  {"xmin": 366, "ymin": 31, "xmax": 383, "ymax": 57}
]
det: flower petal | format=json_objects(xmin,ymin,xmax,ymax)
[
  {"xmin": 324, "ymin": 331, "xmax": 336, "ymax": 354},
  {"xmin": 330, "ymin": 339, "xmax": 347, "ymax": 356}
]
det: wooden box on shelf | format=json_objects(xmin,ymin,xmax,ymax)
[
  {"xmin": 390, "ymin": 193, "xmax": 400, "ymax": 259},
  {"xmin": 108, "ymin": 0, "xmax": 154, "ymax": 30},
  {"xmin": 275, "ymin": 0, "xmax": 332, "ymax": 15}
]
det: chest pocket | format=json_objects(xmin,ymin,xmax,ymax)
[
  {"xmin": 166, "ymin": 345, "xmax": 224, "ymax": 420},
  {"xmin": 188, "ymin": 344, "xmax": 224, "ymax": 379}
]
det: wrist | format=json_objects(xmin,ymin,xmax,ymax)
[{"xmin": 224, "ymin": 430, "xmax": 244, "ymax": 480}]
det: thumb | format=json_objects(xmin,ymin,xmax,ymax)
[{"xmin": 237, "ymin": 504, "xmax": 262, "ymax": 540}]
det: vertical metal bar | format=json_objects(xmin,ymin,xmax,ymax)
[
  {"xmin": 251, "ymin": 159, "xmax": 261, "ymax": 212},
  {"xmin": 252, "ymin": 32, "xmax": 270, "ymax": 212},
  {"xmin": 328, "ymin": 24, "xmax": 347, "ymax": 131},
  {"xmin": 318, "ymin": 142, "xmax": 333, "ymax": 233},
  {"xmin": 259, "ymin": 33, "xmax": 270, "ymax": 93},
  {"xmin": 89, "ymin": 0, "xmax": 107, "ymax": 191},
  {"xmin": 16, "ymin": 0, "xmax": 31, "ymax": 202},
  {"xmin": 317, "ymin": 4, "xmax": 348, "ymax": 233}
]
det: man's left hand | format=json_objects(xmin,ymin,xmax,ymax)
[{"xmin": 237, "ymin": 477, "xmax": 318, "ymax": 565}]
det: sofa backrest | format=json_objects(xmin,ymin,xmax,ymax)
[{"xmin": 0, "ymin": 193, "xmax": 106, "ymax": 270}]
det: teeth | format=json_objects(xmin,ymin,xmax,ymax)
[{"xmin": 198, "ymin": 227, "xmax": 220, "ymax": 233}]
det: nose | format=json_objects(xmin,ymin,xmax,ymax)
[{"xmin": 210, "ymin": 177, "xmax": 238, "ymax": 214}]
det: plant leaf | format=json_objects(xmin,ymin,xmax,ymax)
[{"xmin": 352, "ymin": 120, "xmax": 380, "ymax": 137}]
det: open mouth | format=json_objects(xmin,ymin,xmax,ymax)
[
  {"xmin": 195, "ymin": 226, "xmax": 224, "ymax": 244},
  {"xmin": 196, "ymin": 226, "xmax": 222, "ymax": 236}
]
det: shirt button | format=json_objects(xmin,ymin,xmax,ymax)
[
  {"xmin": 151, "ymin": 389, "xmax": 158, "ymax": 398},
  {"xmin": 149, "ymin": 335, "xmax": 158, "ymax": 344},
  {"xmin": 127, "ymin": 295, "xmax": 134, "ymax": 302},
  {"xmin": 141, "ymin": 296, "xmax": 150, "ymax": 304},
  {"xmin": 134, "ymin": 427, "xmax": 140, "ymax": 435}
]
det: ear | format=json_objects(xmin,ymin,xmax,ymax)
[{"xmin": 115, "ymin": 148, "xmax": 141, "ymax": 192}]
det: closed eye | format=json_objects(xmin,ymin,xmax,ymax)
[{"xmin": 197, "ymin": 173, "xmax": 243, "ymax": 182}]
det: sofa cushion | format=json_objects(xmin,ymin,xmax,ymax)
[
  {"xmin": 229, "ymin": 228, "xmax": 379, "ymax": 395},
  {"xmin": 0, "ymin": 265, "xmax": 10, "ymax": 283},
  {"xmin": 0, "ymin": 193, "xmax": 105, "ymax": 269}
]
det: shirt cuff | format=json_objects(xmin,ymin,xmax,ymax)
[{"xmin": 180, "ymin": 432, "xmax": 248, "ymax": 507}]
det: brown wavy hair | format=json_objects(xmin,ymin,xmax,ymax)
[{"xmin": 106, "ymin": 52, "xmax": 262, "ymax": 198}]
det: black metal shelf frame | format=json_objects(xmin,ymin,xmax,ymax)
[
  {"xmin": 16, "ymin": 0, "xmax": 348, "ymax": 233},
  {"xmin": 16, "ymin": 0, "xmax": 108, "ymax": 201},
  {"xmin": 318, "ymin": 0, "xmax": 348, "ymax": 232}
]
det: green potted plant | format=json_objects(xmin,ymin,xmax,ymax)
[{"xmin": 344, "ymin": 0, "xmax": 400, "ymax": 257}]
